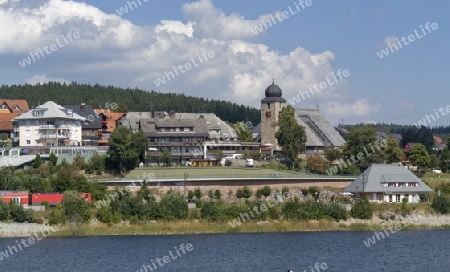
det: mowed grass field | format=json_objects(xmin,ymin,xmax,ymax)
[{"xmin": 126, "ymin": 167, "xmax": 299, "ymax": 178}]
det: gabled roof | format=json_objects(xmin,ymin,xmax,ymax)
[
  {"xmin": 0, "ymin": 99, "xmax": 29, "ymax": 112},
  {"xmin": 433, "ymin": 136, "xmax": 443, "ymax": 145},
  {"xmin": 344, "ymin": 164, "xmax": 433, "ymax": 193},
  {"xmin": 94, "ymin": 109, "xmax": 126, "ymax": 121},
  {"xmin": 12, "ymin": 101, "xmax": 85, "ymax": 121},
  {"xmin": 141, "ymin": 118, "xmax": 209, "ymax": 137},
  {"xmin": 118, "ymin": 112, "xmax": 152, "ymax": 130},
  {"xmin": 175, "ymin": 113, "xmax": 236, "ymax": 139}
]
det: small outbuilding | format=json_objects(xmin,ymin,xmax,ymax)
[{"xmin": 344, "ymin": 164, "xmax": 433, "ymax": 203}]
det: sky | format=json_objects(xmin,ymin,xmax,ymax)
[{"xmin": 0, "ymin": 0, "xmax": 448, "ymax": 125}]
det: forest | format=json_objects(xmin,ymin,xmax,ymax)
[{"xmin": 0, "ymin": 82, "xmax": 261, "ymax": 125}]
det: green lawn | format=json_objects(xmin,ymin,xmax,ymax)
[{"xmin": 126, "ymin": 167, "xmax": 300, "ymax": 178}]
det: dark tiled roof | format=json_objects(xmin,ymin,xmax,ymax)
[
  {"xmin": 141, "ymin": 118, "xmax": 209, "ymax": 138},
  {"xmin": 64, "ymin": 104, "xmax": 102, "ymax": 129}
]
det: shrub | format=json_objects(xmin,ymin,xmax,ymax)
[
  {"xmin": 432, "ymin": 195, "xmax": 450, "ymax": 214},
  {"xmin": 400, "ymin": 197, "xmax": 410, "ymax": 216},
  {"xmin": 195, "ymin": 199, "xmax": 203, "ymax": 209},
  {"xmin": 0, "ymin": 202, "xmax": 8, "ymax": 221},
  {"xmin": 41, "ymin": 201, "xmax": 50, "ymax": 211},
  {"xmin": 159, "ymin": 191, "xmax": 188, "ymax": 220},
  {"xmin": 9, "ymin": 202, "xmax": 34, "ymax": 223},
  {"xmin": 48, "ymin": 205, "xmax": 66, "ymax": 225},
  {"xmin": 96, "ymin": 205, "xmax": 113, "ymax": 223},
  {"xmin": 350, "ymin": 198, "xmax": 373, "ymax": 219},
  {"xmin": 225, "ymin": 160, "xmax": 233, "ymax": 167}
]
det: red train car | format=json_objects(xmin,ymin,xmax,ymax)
[
  {"xmin": 0, "ymin": 191, "xmax": 29, "ymax": 207},
  {"xmin": 31, "ymin": 192, "xmax": 92, "ymax": 206}
]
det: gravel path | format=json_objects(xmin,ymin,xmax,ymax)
[{"xmin": 0, "ymin": 222, "xmax": 57, "ymax": 237}]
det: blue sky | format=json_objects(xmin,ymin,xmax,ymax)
[{"xmin": 0, "ymin": 0, "xmax": 448, "ymax": 125}]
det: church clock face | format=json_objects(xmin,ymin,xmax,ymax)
[{"xmin": 265, "ymin": 112, "xmax": 271, "ymax": 118}]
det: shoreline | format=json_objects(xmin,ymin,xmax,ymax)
[{"xmin": 2, "ymin": 214, "xmax": 450, "ymax": 237}]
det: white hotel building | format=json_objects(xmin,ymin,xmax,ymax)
[{"xmin": 12, "ymin": 101, "xmax": 85, "ymax": 147}]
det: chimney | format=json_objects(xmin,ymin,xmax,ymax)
[{"xmin": 80, "ymin": 103, "xmax": 86, "ymax": 112}]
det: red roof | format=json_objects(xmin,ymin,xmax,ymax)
[
  {"xmin": 0, "ymin": 99, "xmax": 29, "ymax": 112},
  {"xmin": 433, "ymin": 136, "xmax": 443, "ymax": 145},
  {"xmin": 0, "ymin": 112, "xmax": 21, "ymax": 132},
  {"xmin": 94, "ymin": 109, "xmax": 126, "ymax": 132}
]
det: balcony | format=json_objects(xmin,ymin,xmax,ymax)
[
  {"xmin": 40, "ymin": 134, "xmax": 57, "ymax": 139},
  {"xmin": 13, "ymin": 127, "xmax": 19, "ymax": 132},
  {"xmin": 58, "ymin": 125, "xmax": 71, "ymax": 129},
  {"xmin": 40, "ymin": 134, "xmax": 73, "ymax": 139},
  {"xmin": 39, "ymin": 125, "xmax": 56, "ymax": 129}
]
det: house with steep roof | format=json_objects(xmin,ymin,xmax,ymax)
[
  {"xmin": 0, "ymin": 99, "xmax": 29, "ymax": 113},
  {"xmin": 94, "ymin": 109, "xmax": 127, "ymax": 145},
  {"xmin": 64, "ymin": 103, "xmax": 103, "ymax": 146},
  {"xmin": 344, "ymin": 164, "xmax": 433, "ymax": 203},
  {"xmin": 0, "ymin": 99, "xmax": 29, "ymax": 139},
  {"xmin": 433, "ymin": 136, "xmax": 446, "ymax": 151},
  {"xmin": 141, "ymin": 117, "xmax": 210, "ymax": 164},
  {"xmin": 11, "ymin": 101, "xmax": 85, "ymax": 147}
]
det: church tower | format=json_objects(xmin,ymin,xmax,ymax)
[{"xmin": 261, "ymin": 79, "xmax": 286, "ymax": 151}]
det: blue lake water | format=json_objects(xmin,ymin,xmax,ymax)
[{"xmin": 0, "ymin": 230, "xmax": 448, "ymax": 271}]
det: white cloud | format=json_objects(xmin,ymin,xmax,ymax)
[
  {"xmin": 0, "ymin": 0, "xmax": 371, "ymax": 123},
  {"xmin": 379, "ymin": 35, "xmax": 398, "ymax": 48},
  {"xmin": 182, "ymin": 0, "xmax": 270, "ymax": 39},
  {"xmin": 325, "ymin": 99, "xmax": 381, "ymax": 120}
]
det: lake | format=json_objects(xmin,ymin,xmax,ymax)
[{"xmin": 0, "ymin": 230, "xmax": 448, "ymax": 271}]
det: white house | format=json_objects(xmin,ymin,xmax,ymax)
[
  {"xmin": 344, "ymin": 164, "xmax": 433, "ymax": 203},
  {"xmin": 12, "ymin": 101, "xmax": 85, "ymax": 147}
]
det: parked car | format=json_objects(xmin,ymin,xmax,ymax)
[{"xmin": 432, "ymin": 169, "xmax": 442, "ymax": 173}]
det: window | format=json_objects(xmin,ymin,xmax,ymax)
[
  {"xmin": 388, "ymin": 195, "xmax": 392, "ymax": 203},
  {"xmin": 396, "ymin": 194, "xmax": 401, "ymax": 202},
  {"xmin": 184, "ymin": 127, "xmax": 190, "ymax": 131},
  {"xmin": 26, "ymin": 140, "xmax": 30, "ymax": 145},
  {"xmin": 35, "ymin": 140, "xmax": 40, "ymax": 144},
  {"xmin": 267, "ymin": 103, "xmax": 270, "ymax": 109},
  {"xmin": 160, "ymin": 128, "xmax": 166, "ymax": 132},
  {"xmin": 176, "ymin": 128, "xmax": 180, "ymax": 131}
]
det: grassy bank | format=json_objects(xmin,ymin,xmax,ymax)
[{"xmin": 48, "ymin": 218, "xmax": 450, "ymax": 237}]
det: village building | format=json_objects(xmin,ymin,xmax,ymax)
[{"xmin": 344, "ymin": 164, "xmax": 433, "ymax": 203}]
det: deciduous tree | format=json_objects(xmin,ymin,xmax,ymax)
[
  {"xmin": 275, "ymin": 105, "xmax": 306, "ymax": 169},
  {"xmin": 409, "ymin": 143, "xmax": 431, "ymax": 169}
]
